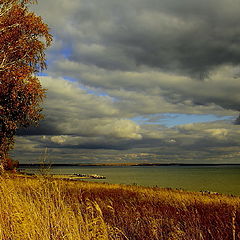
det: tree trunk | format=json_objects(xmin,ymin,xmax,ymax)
[{"xmin": 0, "ymin": 121, "xmax": 14, "ymax": 170}]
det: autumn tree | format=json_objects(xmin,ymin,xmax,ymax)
[{"xmin": 0, "ymin": 0, "xmax": 52, "ymax": 169}]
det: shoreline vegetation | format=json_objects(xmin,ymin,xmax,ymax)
[{"xmin": 0, "ymin": 172, "xmax": 239, "ymax": 239}]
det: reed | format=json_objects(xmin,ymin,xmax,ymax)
[{"xmin": 0, "ymin": 174, "xmax": 239, "ymax": 239}]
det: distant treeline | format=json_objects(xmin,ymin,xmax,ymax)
[{"xmin": 19, "ymin": 163, "xmax": 240, "ymax": 167}]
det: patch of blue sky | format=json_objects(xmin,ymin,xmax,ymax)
[
  {"xmin": 81, "ymin": 85, "xmax": 110, "ymax": 97},
  {"xmin": 60, "ymin": 46, "xmax": 72, "ymax": 58},
  {"xmin": 35, "ymin": 59, "xmax": 51, "ymax": 77},
  {"xmin": 131, "ymin": 113, "xmax": 234, "ymax": 127},
  {"xmin": 36, "ymin": 42, "xmax": 73, "ymax": 77},
  {"xmin": 62, "ymin": 76, "xmax": 112, "ymax": 98},
  {"xmin": 63, "ymin": 76, "xmax": 78, "ymax": 83},
  {"xmin": 37, "ymin": 72, "xmax": 48, "ymax": 76}
]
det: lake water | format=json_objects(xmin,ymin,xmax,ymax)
[{"xmin": 21, "ymin": 165, "xmax": 240, "ymax": 196}]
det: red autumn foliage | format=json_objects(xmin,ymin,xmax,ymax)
[{"xmin": 0, "ymin": 0, "xmax": 52, "ymax": 169}]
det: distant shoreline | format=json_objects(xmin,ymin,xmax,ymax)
[{"xmin": 19, "ymin": 163, "xmax": 240, "ymax": 167}]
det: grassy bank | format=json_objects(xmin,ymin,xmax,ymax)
[{"xmin": 0, "ymin": 175, "xmax": 239, "ymax": 240}]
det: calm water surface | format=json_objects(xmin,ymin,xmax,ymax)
[{"xmin": 21, "ymin": 165, "xmax": 240, "ymax": 196}]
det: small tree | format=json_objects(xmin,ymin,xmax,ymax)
[{"xmin": 0, "ymin": 0, "xmax": 52, "ymax": 169}]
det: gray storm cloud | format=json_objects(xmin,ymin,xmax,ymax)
[
  {"xmin": 53, "ymin": 60, "xmax": 240, "ymax": 114},
  {"xmin": 14, "ymin": 0, "xmax": 240, "ymax": 163},
  {"xmin": 30, "ymin": 0, "xmax": 240, "ymax": 114},
  {"xmin": 33, "ymin": 0, "xmax": 240, "ymax": 76}
]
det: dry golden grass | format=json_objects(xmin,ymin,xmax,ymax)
[{"xmin": 0, "ymin": 174, "xmax": 239, "ymax": 239}]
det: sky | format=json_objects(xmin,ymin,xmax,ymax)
[{"xmin": 13, "ymin": 0, "xmax": 240, "ymax": 164}]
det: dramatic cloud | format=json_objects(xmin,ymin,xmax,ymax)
[
  {"xmin": 13, "ymin": 0, "xmax": 240, "ymax": 163},
  {"xmin": 33, "ymin": 0, "xmax": 240, "ymax": 75},
  {"xmin": 15, "ymin": 120, "xmax": 240, "ymax": 164},
  {"xmin": 19, "ymin": 76, "xmax": 142, "ymax": 140}
]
